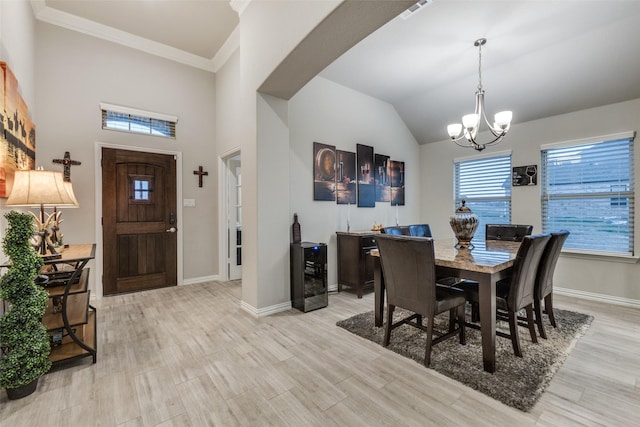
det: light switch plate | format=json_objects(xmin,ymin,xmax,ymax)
[{"xmin": 183, "ymin": 198, "xmax": 196, "ymax": 207}]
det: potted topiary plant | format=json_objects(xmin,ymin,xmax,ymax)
[{"xmin": 0, "ymin": 211, "xmax": 51, "ymax": 399}]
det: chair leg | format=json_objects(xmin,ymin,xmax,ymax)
[
  {"xmin": 416, "ymin": 314, "xmax": 423, "ymax": 327},
  {"xmin": 534, "ymin": 299, "xmax": 547, "ymax": 339},
  {"xmin": 457, "ymin": 304, "xmax": 466, "ymax": 345},
  {"xmin": 525, "ymin": 304, "xmax": 538, "ymax": 344},
  {"xmin": 448, "ymin": 309, "xmax": 455, "ymax": 333},
  {"xmin": 383, "ymin": 305, "xmax": 395, "ymax": 346},
  {"xmin": 508, "ymin": 310, "xmax": 523, "ymax": 357},
  {"xmin": 471, "ymin": 302, "xmax": 480, "ymax": 322},
  {"xmin": 424, "ymin": 315, "xmax": 434, "ymax": 367},
  {"xmin": 544, "ymin": 294, "xmax": 557, "ymax": 328}
]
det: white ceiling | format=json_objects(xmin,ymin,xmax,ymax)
[{"xmin": 34, "ymin": 0, "xmax": 640, "ymax": 145}]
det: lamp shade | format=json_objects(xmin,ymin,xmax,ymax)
[{"xmin": 5, "ymin": 169, "xmax": 79, "ymax": 207}]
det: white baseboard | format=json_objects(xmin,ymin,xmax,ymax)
[
  {"xmin": 182, "ymin": 275, "xmax": 220, "ymax": 285},
  {"xmin": 240, "ymin": 300, "xmax": 291, "ymax": 317},
  {"xmin": 555, "ymin": 286, "xmax": 640, "ymax": 309}
]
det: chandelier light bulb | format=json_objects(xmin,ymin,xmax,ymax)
[
  {"xmin": 494, "ymin": 110, "xmax": 512, "ymax": 128},
  {"xmin": 447, "ymin": 123, "xmax": 463, "ymax": 138},
  {"xmin": 462, "ymin": 113, "xmax": 479, "ymax": 130}
]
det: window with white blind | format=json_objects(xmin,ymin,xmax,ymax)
[
  {"xmin": 541, "ymin": 133, "xmax": 635, "ymax": 255},
  {"xmin": 454, "ymin": 153, "xmax": 512, "ymax": 240},
  {"xmin": 100, "ymin": 102, "xmax": 177, "ymax": 138}
]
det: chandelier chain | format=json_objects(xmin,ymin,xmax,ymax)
[{"xmin": 477, "ymin": 42, "xmax": 483, "ymax": 91}]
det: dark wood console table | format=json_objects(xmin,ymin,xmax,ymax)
[{"xmin": 336, "ymin": 231, "xmax": 379, "ymax": 298}]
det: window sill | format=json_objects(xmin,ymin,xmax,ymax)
[{"xmin": 561, "ymin": 249, "xmax": 639, "ymax": 264}]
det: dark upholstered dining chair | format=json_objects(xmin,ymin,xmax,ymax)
[
  {"xmin": 463, "ymin": 233, "xmax": 551, "ymax": 357},
  {"xmin": 534, "ymin": 230, "xmax": 570, "ymax": 339},
  {"xmin": 465, "ymin": 224, "xmax": 534, "ymax": 322},
  {"xmin": 381, "ymin": 226, "xmax": 411, "ymax": 236},
  {"xmin": 486, "ymin": 224, "xmax": 533, "ymax": 241},
  {"xmin": 375, "ymin": 234, "xmax": 466, "ymax": 367},
  {"xmin": 408, "ymin": 224, "xmax": 432, "ymax": 238}
]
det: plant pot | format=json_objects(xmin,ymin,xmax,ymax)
[{"xmin": 5, "ymin": 377, "xmax": 38, "ymax": 400}]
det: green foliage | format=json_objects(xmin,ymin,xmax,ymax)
[{"xmin": 0, "ymin": 211, "xmax": 51, "ymax": 389}]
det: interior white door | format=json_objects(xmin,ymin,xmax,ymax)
[{"xmin": 227, "ymin": 156, "xmax": 242, "ymax": 280}]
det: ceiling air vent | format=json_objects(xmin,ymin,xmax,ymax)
[{"xmin": 400, "ymin": 0, "xmax": 431, "ymax": 20}]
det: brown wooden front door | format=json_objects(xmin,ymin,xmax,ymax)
[{"xmin": 102, "ymin": 148, "xmax": 177, "ymax": 295}]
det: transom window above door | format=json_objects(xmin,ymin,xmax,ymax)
[{"xmin": 100, "ymin": 102, "xmax": 177, "ymax": 138}]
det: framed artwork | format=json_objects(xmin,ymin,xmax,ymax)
[
  {"xmin": 356, "ymin": 144, "xmax": 375, "ymax": 207},
  {"xmin": 336, "ymin": 149, "xmax": 356, "ymax": 205},
  {"xmin": 512, "ymin": 165, "xmax": 537, "ymax": 186},
  {"xmin": 374, "ymin": 153, "xmax": 390, "ymax": 202},
  {"xmin": 0, "ymin": 62, "xmax": 37, "ymax": 198},
  {"xmin": 390, "ymin": 160, "xmax": 405, "ymax": 206},
  {"xmin": 313, "ymin": 141, "xmax": 336, "ymax": 201}
]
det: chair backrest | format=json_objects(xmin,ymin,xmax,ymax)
[
  {"xmin": 535, "ymin": 230, "xmax": 570, "ymax": 300},
  {"xmin": 486, "ymin": 224, "xmax": 533, "ymax": 241},
  {"xmin": 375, "ymin": 234, "xmax": 437, "ymax": 316},
  {"xmin": 408, "ymin": 224, "xmax": 432, "ymax": 238},
  {"xmin": 506, "ymin": 233, "xmax": 551, "ymax": 311},
  {"xmin": 381, "ymin": 226, "xmax": 411, "ymax": 236}
]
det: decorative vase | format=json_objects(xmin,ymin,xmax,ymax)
[
  {"xmin": 449, "ymin": 200, "xmax": 479, "ymax": 249},
  {"xmin": 5, "ymin": 377, "xmax": 38, "ymax": 400},
  {"xmin": 292, "ymin": 213, "xmax": 301, "ymax": 243}
]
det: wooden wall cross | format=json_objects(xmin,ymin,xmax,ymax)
[
  {"xmin": 52, "ymin": 151, "xmax": 81, "ymax": 182},
  {"xmin": 193, "ymin": 166, "xmax": 208, "ymax": 187}
]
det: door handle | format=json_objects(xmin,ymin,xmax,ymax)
[{"xmin": 166, "ymin": 227, "xmax": 177, "ymax": 233}]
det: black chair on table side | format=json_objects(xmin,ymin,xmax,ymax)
[
  {"xmin": 375, "ymin": 234, "xmax": 466, "ymax": 367},
  {"xmin": 384, "ymin": 224, "xmax": 466, "ymax": 287},
  {"xmin": 534, "ymin": 230, "xmax": 570, "ymax": 339},
  {"xmin": 408, "ymin": 224, "xmax": 432, "ymax": 238},
  {"xmin": 467, "ymin": 223, "xmax": 535, "ymax": 321},
  {"xmin": 462, "ymin": 233, "xmax": 551, "ymax": 357},
  {"xmin": 486, "ymin": 224, "xmax": 533, "ymax": 241},
  {"xmin": 381, "ymin": 226, "xmax": 411, "ymax": 236}
]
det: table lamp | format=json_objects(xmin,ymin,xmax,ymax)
[{"xmin": 5, "ymin": 168, "xmax": 79, "ymax": 256}]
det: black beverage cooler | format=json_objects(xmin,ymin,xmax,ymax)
[{"xmin": 290, "ymin": 242, "xmax": 328, "ymax": 312}]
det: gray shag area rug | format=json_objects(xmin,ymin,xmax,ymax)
[{"xmin": 336, "ymin": 308, "xmax": 593, "ymax": 412}]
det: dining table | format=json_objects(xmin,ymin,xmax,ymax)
[{"xmin": 371, "ymin": 238, "xmax": 521, "ymax": 373}]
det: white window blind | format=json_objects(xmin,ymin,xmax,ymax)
[
  {"xmin": 100, "ymin": 103, "xmax": 177, "ymax": 138},
  {"xmin": 454, "ymin": 153, "xmax": 512, "ymax": 240},
  {"xmin": 541, "ymin": 135, "xmax": 635, "ymax": 255}
]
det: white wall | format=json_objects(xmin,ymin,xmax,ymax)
[
  {"xmin": 219, "ymin": 0, "xmax": 340, "ymax": 312},
  {"xmin": 421, "ymin": 98, "xmax": 640, "ymax": 304},
  {"xmin": 0, "ymin": 0, "xmax": 36, "ymax": 110},
  {"xmin": 0, "ymin": 0, "xmax": 37, "ymax": 250},
  {"xmin": 289, "ymin": 76, "xmax": 421, "ymax": 288},
  {"xmin": 34, "ymin": 22, "xmax": 218, "ymax": 291}
]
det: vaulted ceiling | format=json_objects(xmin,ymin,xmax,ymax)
[{"xmin": 34, "ymin": 0, "xmax": 640, "ymax": 145}]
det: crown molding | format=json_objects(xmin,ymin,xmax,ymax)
[
  {"xmin": 211, "ymin": 27, "xmax": 240, "ymax": 72},
  {"xmin": 30, "ymin": 0, "xmax": 239, "ymax": 73}
]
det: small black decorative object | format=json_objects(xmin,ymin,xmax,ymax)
[
  {"xmin": 193, "ymin": 166, "xmax": 208, "ymax": 187},
  {"xmin": 292, "ymin": 213, "xmax": 301, "ymax": 243},
  {"xmin": 52, "ymin": 151, "xmax": 81, "ymax": 182}
]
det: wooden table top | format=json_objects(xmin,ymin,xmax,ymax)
[
  {"xmin": 371, "ymin": 238, "xmax": 521, "ymax": 274},
  {"xmin": 42, "ymin": 244, "xmax": 96, "ymax": 264}
]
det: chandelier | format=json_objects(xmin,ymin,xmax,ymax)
[{"xmin": 447, "ymin": 38, "xmax": 512, "ymax": 151}]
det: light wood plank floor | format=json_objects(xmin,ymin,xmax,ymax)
[{"xmin": 1, "ymin": 281, "xmax": 639, "ymax": 426}]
